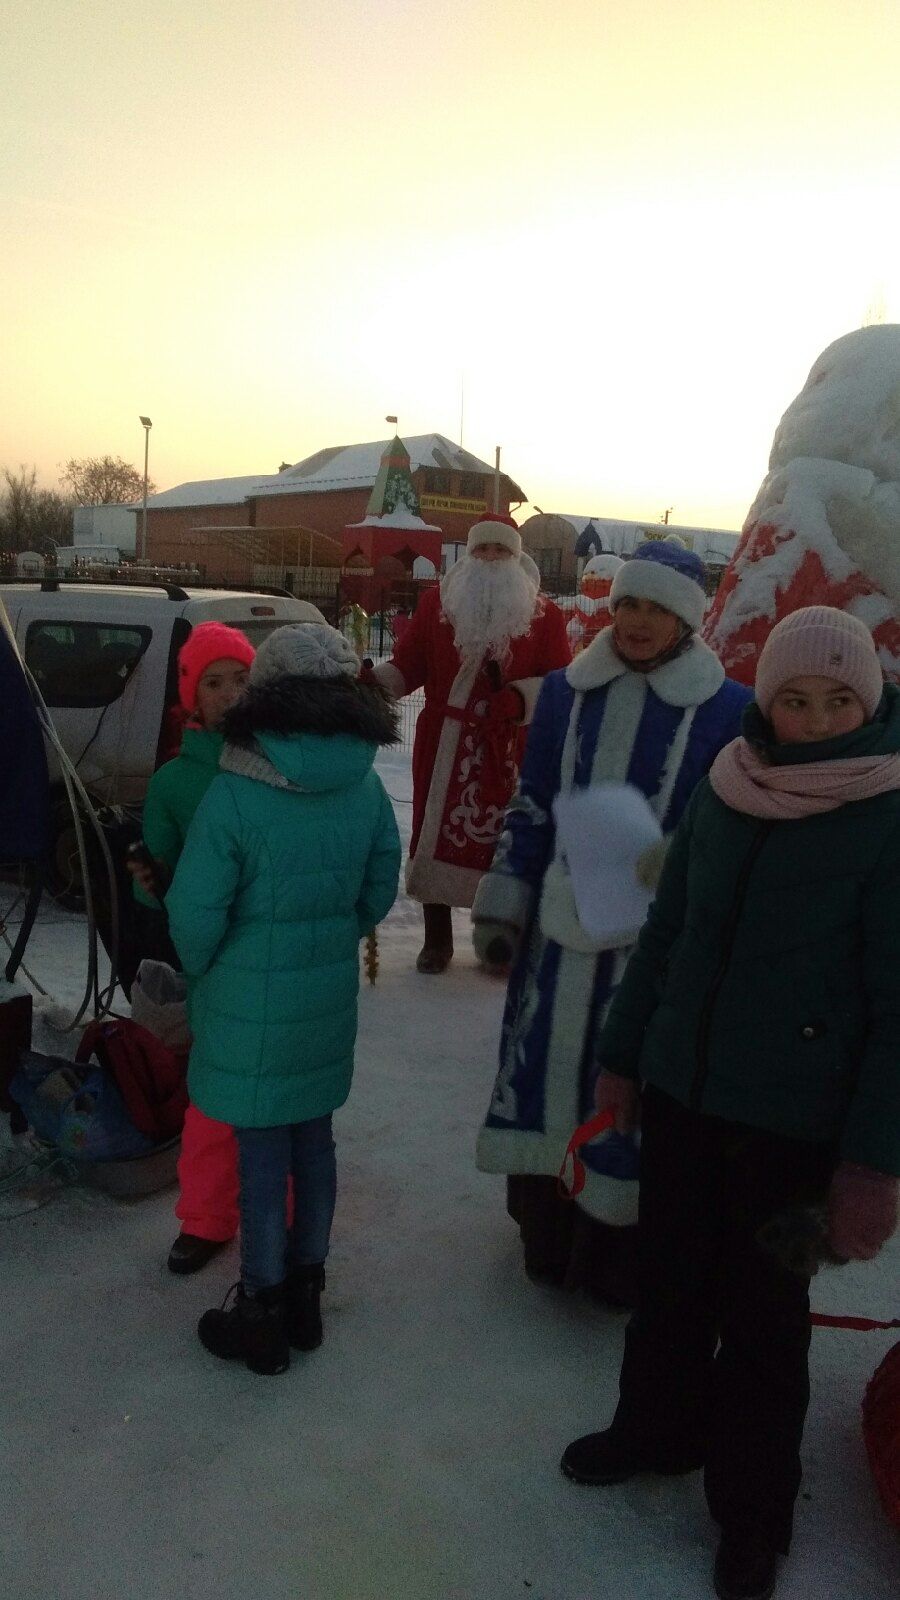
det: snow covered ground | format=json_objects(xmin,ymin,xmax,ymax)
[{"xmin": 2, "ymin": 748, "xmax": 898, "ymax": 1600}]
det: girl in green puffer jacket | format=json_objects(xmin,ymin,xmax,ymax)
[
  {"xmin": 560, "ymin": 608, "xmax": 900, "ymax": 1600},
  {"xmin": 166, "ymin": 623, "xmax": 401, "ymax": 1377}
]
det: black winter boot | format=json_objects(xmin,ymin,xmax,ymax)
[
  {"xmin": 168, "ymin": 1232, "xmax": 228, "ymax": 1275},
  {"xmin": 561, "ymin": 1427, "xmax": 703, "ymax": 1485},
  {"xmin": 285, "ymin": 1264, "xmax": 325, "ymax": 1351},
  {"xmin": 197, "ymin": 1282, "xmax": 290, "ymax": 1375},
  {"xmin": 416, "ymin": 904, "xmax": 453, "ymax": 974},
  {"xmin": 713, "ymin": 1534, "xmax": 779, "ymax": 1600}
]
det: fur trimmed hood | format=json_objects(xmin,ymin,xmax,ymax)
[{"xmin": 221, "ymin": 674, "xmax": 400, "ymax": 748}]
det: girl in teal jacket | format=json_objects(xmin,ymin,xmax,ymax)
[
  {"xmin": 560, "ymin": 609, "xmax": 900, "ymax": 1600},
  {"xmin": 166, "ymin": 623, "xmax": 401, "ymax": 1376}
]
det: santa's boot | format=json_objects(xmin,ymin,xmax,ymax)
[{"xmin": 416, "ymin": 904, "xmax": 454, "ymax": 974}]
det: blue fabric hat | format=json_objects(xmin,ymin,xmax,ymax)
[{"xmin": 610, "ymin": 541, "xmax": 708, "ymax": 631}]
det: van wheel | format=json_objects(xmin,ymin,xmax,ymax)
[{"xmin": 46, "ymin": 794, "xmax": 88, "ymax": 911}]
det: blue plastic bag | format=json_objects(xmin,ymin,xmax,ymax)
[{"xmin": 10, "ymin": 1051, "xmax": 154, "ymax": 1162}]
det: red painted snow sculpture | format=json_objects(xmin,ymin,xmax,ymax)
[
  {"xmin": 704, "ymin": 325, "xmax": 900, "ymax": 686},
  {"xmin": 566, "ymin": 554, "xmax": 623, "ymax": 654}
]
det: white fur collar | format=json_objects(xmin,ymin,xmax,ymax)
[{"xmin": 565, "ymin": 628, "xmax": 724, "ymax": 708}]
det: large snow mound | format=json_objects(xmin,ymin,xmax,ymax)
[{"xmin": 704, "ymin": 326, "xmax": 900, "ymax": 684}]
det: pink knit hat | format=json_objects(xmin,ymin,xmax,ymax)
[
  {"xmin": 755, "ymin": 606, "xmax": 884, "ymax": 719},
  {"xmin": 177, "ymin": 621, "xmax": 255, "ymax": 712}
]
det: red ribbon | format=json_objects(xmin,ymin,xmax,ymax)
[
  {"xmin": 810, "ymin": 1314, "xmax": 900, "ymax": 1331},
  {"xmin": 557, "ymin": 1109, "xmax": 616, "ymax": 1200}
]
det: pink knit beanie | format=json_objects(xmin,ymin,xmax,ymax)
[
  {"xmin": 177, "ymin": 621, "xmax": 255, "ymax": 712},
  {"xmin": 755, "ymin": 607, "xmax": 884, "ymax": 719}
]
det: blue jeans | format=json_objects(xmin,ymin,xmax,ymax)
[{"xmin": 234, "ymin": 1115, "xmax": 336, "ymax": 1292}]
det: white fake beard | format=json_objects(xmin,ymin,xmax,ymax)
[{"xmin": 440, "ymin": 555, "xmax": 539, "ymax": 664}]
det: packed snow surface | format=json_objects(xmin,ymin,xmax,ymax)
[{"xmin": 2, "ymin": 750, "xmax": 899, "ymax": 1599}]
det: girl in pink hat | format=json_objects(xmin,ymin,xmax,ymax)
[
  {"xmin": 129, "ymin": 621, "xmax": 255, "ymax": 1275},
  {"xmin": 562, "ymin": 607, "xmax": 900, "ymax": 1600}
]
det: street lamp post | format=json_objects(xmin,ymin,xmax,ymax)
[{"xmin": 139, "ymin": 415, "xmax": 152, "ymax": 562}]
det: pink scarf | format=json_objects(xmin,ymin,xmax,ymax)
[{"xmin": 709, "ymin": 737, "xmax": 900, "ymax": 820}]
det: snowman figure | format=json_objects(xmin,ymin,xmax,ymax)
[
  {"xmin": 568, "ymin": 553, "xmax": 624, "ymax": 654},
  {"xmin": 704, "ymin": 324, "xmax": 900, "ymax": 683}
]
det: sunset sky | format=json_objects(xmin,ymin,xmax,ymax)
[{"xmin": 3, "ymin": 0, "xmax": 898, "ymax": 530}]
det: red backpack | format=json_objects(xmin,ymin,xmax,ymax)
[{"xmin": 76, "ymin": 1018, "xmax": 188, "ymax": 1144}]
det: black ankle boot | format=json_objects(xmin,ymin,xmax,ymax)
[
  {"xmin": 561, "ymin": 1427, "xmax": 704, "ymax": 1485},
  {"xmin": 285, "ymin": 1265, "xmax": 325, "ymax": 1351},
  {"xmin": 168, "ymin": 1232, "xmax": 228, "ymax": 1276},
  {"xmin": 197, "ymin": 1282, "xmax": 290, "ymax": 1375},
  {"xmin": 713, "ymin": 1535, "xmax": 779, "ymax": 1600}
]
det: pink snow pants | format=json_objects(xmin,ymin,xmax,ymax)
[
  {"xmin": 174, "ymin": 1105, "xmax": 239, "ymax": 1242},
  {"xmin": 174, "ymin": 1103, "xmax": 295, "ymax": 1242}
]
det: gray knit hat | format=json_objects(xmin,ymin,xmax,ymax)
[{"xmin": 249, "ymin": 623, "xmax": 360, "ymax": 685}]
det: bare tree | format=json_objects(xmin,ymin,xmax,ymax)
[
  {"xmin": 60, "ymin": 454, "xmax": 154, "ymax": 504},
  {"xmin": 0, "ymin": 465, "xmax": 75, "ymax": 554},
  {"xmin": 1, "ymin": 466, "xmax": 75, "ymax": 554}
]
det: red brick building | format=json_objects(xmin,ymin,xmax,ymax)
[{"xmin": 141, "ymin": 434, "xmax": 525, "ymax": 591}]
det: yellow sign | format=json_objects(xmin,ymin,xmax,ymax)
[
  {"xmin": 642, "ymin": 527, "xmax": 694, "ymax": 549},
  {"xmin": 419, "ymin": 494, "xmax": 487, "ymax": 516}
]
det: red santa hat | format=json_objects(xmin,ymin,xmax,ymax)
[
  {"xmin": 177, "ymin": 621, "xmax": 256, "ymax": 712},
  {"xmin": 466, "ymin": 512, "xmax": 522, "ymax": 559}
]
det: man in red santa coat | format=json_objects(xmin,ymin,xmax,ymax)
[{"xmin": 374, "ymin": 514, "xmax": 570, "ymax": 973}]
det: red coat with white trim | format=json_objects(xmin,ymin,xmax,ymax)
[{"xmin": 378, "ymin": 586, "xmax": 570, "ymax": 907}]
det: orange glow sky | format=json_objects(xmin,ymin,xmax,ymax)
[{"xmin": 3, "ymin": 0, "xmax": 899, "ymax": 530}]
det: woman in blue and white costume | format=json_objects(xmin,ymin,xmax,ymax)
[{"xmin": 473, "ymin": 542, "xmax": 751, "ymax": 1304}]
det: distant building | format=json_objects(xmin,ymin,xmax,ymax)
[
  {"xmin": 519, "ymin": 513, "xmax": 741, "ymax": 588},
  {"xmin": 140, "ymin": 434, "xmax": 525, "ymax": 588}
]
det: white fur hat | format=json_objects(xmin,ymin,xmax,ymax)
[
  {"xmin": 250, "ymin": 622, "xmax": 360, "ymax": 684},
  {"xmin": 466, "ymin": 515, "xmax": 522, "ymax": 558}
]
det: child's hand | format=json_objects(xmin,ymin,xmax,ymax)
[
  {"xmin": 827, "ymin": 1162, "xmax": 899, "ymax": 1260},
  {"xmin": 125, "ymin": 850, "xmax": 170, "ymax": 900},
  {"xmin": 594, "ymin": 1070, "xmax": 640, "ymax": 1136}
]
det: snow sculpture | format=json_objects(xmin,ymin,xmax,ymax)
[
  {"xmin": 567, "ymin": 553, "xmax": 623, "ymax": 654},
  {"xmin": 704, "ymin": 325, "xmax": 900, "ymax": 684}
]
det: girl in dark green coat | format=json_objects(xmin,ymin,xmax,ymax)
[{"xmin": 560, "ymin": 608, "xmax": 900, "ymax": 1600}]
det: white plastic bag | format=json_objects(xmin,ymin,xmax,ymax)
[{"xmin": 130, "ymin": 960, "xmax": 191, "ymax": 1054}]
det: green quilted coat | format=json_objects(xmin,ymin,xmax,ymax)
[
  {"xmin": 598, "ymin": 690, "xmax": 900, "ymax": 1175},
  {"xmin": 134, "ymin": 726, "xmax": 224, "ymax": 907},
  {"xmin": 166, "ymin": 730, "xmax": 400, "ymax": 1127}
]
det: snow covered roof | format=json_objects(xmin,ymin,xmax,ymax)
[
  {"xmin": 145, "ymin": 435, "xmax": 525, "ymax": 511},
  {"xmin": 143, "ymin": 472, "xmax": 284, "ymax": 509}
]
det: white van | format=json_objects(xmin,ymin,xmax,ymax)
[{"xmin": 0, "ymin": 580, "xmax": 326, "ymax": 807}]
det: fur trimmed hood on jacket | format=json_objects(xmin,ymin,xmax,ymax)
[{"xmin": 221, "ymin": 674, "xmax": 400, "ymax": 749}]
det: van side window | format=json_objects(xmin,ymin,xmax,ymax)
[{"xmin": 25, "ymin": 621, "xmax": 150, "ymax": 708}]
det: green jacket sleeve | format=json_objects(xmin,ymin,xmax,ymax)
[
  {"xmin": 165, "ymin": 780, "xmax": 243, "ymax": 979},
  {"xmin": 356, "ymin": 782, "xmax": 401, "ymax": 936},
  {"xmin": 841, "ymin": 829, "xmax": 900, "ymax": 1175},
  {"xmin": 595, "ymin": 784, "xmax": 698, "ymax": 1080},
  {"xmin": 142, "ymin": 765, "xmax": 186, "ymax": 873}
]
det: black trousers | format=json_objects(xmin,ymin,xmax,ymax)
[{"xmin": 612, "ymin": 1086, "xmax": 836, "ymax": 1552}]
